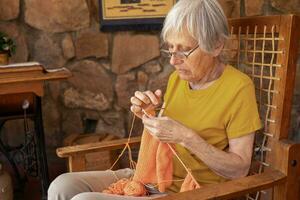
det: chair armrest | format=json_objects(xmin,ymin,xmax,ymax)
[
  {"xmin": 157, "ymin": 169, "xmax": 286, "ymax": 200},
  {"xmin": 56, "ymin": 136, "xmax": 141, "ymax": 158}
]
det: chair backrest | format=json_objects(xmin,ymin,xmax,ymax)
[{"xmin": 223, "ymin": 15, "xmax": 300, "ymax": 199}]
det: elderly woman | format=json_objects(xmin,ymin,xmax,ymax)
[{"xmin": 48, "ymin": 0, "xmax": 261, "ymax": 199}]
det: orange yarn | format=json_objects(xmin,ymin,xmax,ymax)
[
  {"xmin": 102, "ymin": 179, "xmax": 147, "ymax": 196},
  {"xmin": 102, "ymin": 106, "xmax": 201, "ymax": 196},
  {"xmin": 180, "ymin": 173, "xmax": 201, "ymax": 192},
  {"xmin": 102, "ymin": 178, "xmax": 130, "ymax": 195},
  {"xmin": 123, "ymin": 180, "xmax": 147, "ymax": 196},
  {"xmin": 133, "ymin": 108, "xmax": 200, "ymax": 192},
  {"xmin": 132, "ymin": 128, "xmax": 174, "ymax": 192}
]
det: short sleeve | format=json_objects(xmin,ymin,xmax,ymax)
[{"xmin": 226, "ymin": 82, "xmax": 262, "ymax": 139}]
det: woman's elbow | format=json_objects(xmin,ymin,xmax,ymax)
[
  {"xmin": 236, "ymin": 167, "xmax": 250, "ymax": 178},
  {"xmin": 227, "ymin": 162, "xmax": 251, "ymax": 179}
]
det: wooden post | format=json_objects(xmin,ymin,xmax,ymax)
[
  {"xmin": 273, "ymin": 141, "xmax": 300, "ymax": 200},
  {"xmin": 68, "ymin": 154, "xmax": 86, "ymax": 172}
]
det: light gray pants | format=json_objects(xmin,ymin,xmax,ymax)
[{"xmin": 48, "ymin": 168, "xmax": 166, "ymax": 200}]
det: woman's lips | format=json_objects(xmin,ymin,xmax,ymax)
[{"xmin": 177, "ymin": 69, "xmax": 188, "ymax": 73}]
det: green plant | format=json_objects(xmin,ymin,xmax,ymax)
[{"xmin": 0, "ymin": 32, "xmax": 16, "ymax": 57}]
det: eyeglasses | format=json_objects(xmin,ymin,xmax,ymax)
[{"xmin": 160, "ymin": 45, "xmax": 199, "ymax": 60}]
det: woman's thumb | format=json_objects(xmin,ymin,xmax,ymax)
[{"xmin": 154, "ymin": 89, "xmax": 162, "ymax": 98}]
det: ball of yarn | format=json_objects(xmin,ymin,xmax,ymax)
[
  {"xmin": 102, "ymin": 178, "xmax": 130, "ymax": 195},
  {"xmin": 102, "ymin": 189, "xmax": 113, "ymax": 194},
  {"xmin": 123, "ymin": 180, "xmax": 147, "ymax": 196}
]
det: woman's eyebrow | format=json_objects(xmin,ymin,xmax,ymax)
[
  {"xmin": 164, "ymin": 42, "xmax": 194, "ymax": 50},
  {"xmin": 166, "ymin": 43, "xmax": 183, "ymax": 49},
  {"xmin": 180, "ymin": 44, "xmax": 195, "ymax": 50}
]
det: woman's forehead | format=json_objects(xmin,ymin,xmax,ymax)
[{"xmin": 165, "ymin": 31, "xmax": 196, "ymax": 46}]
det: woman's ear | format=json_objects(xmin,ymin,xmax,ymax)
[{"xmin": 212, "ymin": 40, "xmax": 224, "ymax": 57}]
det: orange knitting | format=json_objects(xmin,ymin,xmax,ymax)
[
  {"xmin": 133, "ymin": 108, "xmax": 201, "ymax": 193},
  {"xmin": 102, "ymin": 109, "xmax": 201, "ymax": 196},
  {"xmin": 133, "ymin": 127, "xmax": 174, "ymax": 192}
]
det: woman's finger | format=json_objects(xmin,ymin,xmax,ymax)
[
  {"xmin": 134, "ymin": 91, "xmax": 150, "ymax": 105},
  {"xmin": 145, "ymin": 127, "xmax": 170, "ymax": 142},
  {"xmin": 154, "ymin": 89, "xmax": 163, "ymax": 104},
  {"xmin": 144, "ymin": 123, "xmax": 170, "ymax": 137},
  {"xmin": 144, "ymin": 90, "xmax": 159, "ymax": 105},
  {"xmin": 154, "ymin": 89, "xmax": 162, "ymax": 97},
  {"xmin": 144, "ymin": 126, "xmax": 159, "ymax": 138},
  {"xmin": 130, "ymin": 105, "xmax": 142, "ymax": 114},
  {"xmin": 130, "ymin": 96, "xmax": 143, "ymax": 106},
  {"xmin": 142, "ymin": 116, "xmax": 172, "ymax": 133},
  {"xmin": 142, "ymin": 115, "xmax": 158, "ymax": 127}
]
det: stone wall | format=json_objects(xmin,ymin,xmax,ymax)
[{"xmin": 0, "ymin": 0, "xmax": 299, "ymax": 174}]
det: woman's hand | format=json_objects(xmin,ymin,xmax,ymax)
[
  {"xmin": 142, "ymin": 115, "xmax": 195, "ymax": 144},
  {"xmin": 130, "ymin": 89, "xmax": 162, "ymax": 119}
]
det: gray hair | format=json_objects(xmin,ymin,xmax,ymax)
[{"xmin": 162, "ymin": 0, "xmax": 229, "ymax": 53}]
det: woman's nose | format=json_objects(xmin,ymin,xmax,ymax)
[{"xmin": 169, "ymin": 55, "xmax": 184, "ymax": 65}]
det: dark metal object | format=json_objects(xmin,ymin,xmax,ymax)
[
  {"xmin": 0, "ymin": 96, "xmax": 49, "ymax": 200},
  {"xmin": 291, "ymin": 160, "xmax": 297, "ymax": 167}
]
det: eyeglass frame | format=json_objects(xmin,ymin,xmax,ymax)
[{"xmin": 160, "ymin": 44, "xmax": 199, "ymax": 59}]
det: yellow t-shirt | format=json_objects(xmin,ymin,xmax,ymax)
[{"xmin": 163, "ymin": 65, "xmax": 262, "ymax": 192}]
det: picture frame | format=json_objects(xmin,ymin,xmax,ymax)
[{"xmin": 98, "ymin": 0, "xmax": 177, "ymax": 31}]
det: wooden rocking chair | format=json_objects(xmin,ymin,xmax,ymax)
[{"xmin": 56, "ymin": 15, "xmax": 300, "ymax": 200}]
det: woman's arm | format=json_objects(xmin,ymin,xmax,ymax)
[
  {"xmin": 142, "ymin": 115, "xmax": 255, "ymax": 180},
  {"xmin": 182, "ymin": 131, "xmax": 255, "ymax": 179}
]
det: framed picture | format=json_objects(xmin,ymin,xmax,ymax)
[{"xmin": 99, "ymin": 0, "xmax": 177, "ymax": 31}]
